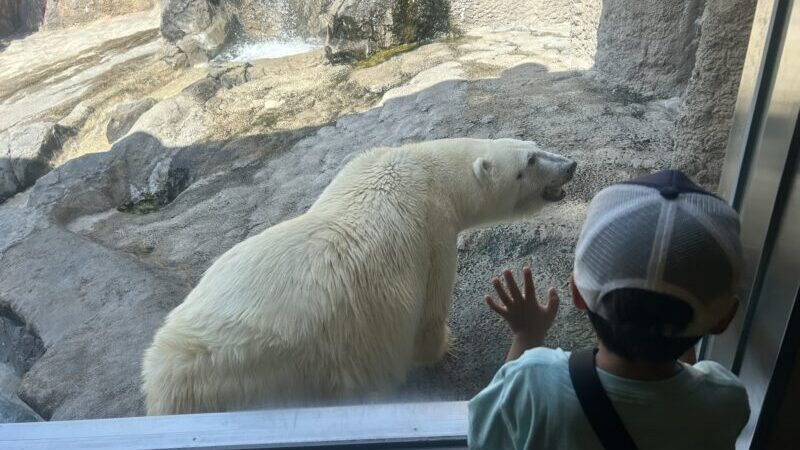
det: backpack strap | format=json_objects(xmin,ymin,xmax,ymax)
[{"xmin": 568, "ymin": 348, "xmax": 639, "ymax": 450}]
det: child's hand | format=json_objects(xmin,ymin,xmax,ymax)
[{"xmin": 486, "ymin": 267, "xmax": 559, "ymax": 354}]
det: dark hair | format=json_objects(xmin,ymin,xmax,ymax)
[{"xmin": 587, "ymin": 288, "xmax": 701, "ymax": 362}]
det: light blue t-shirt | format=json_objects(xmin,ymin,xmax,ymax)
[{"xmin": 468, "ymin": 347, "xmax": 749, "ymax": 450}]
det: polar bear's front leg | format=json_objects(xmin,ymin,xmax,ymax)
[{"xmin": 413, "ymin": 242, "xmax": 457, "ymax": 366}]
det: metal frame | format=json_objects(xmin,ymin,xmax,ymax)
[
  {"xmin": 0, "ymin": 401, "xmax": 469, "ymax": 450},
  {"xmin": 710, "ymin": 0, "xmax": 800, "ymax": 448}
]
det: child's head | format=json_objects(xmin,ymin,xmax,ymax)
[{"xmin": 570, "ymin": 170, "xmax": 743, "ymax": 362}]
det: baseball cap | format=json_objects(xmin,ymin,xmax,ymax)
[{"xmin": 573, "ymin": 170, "xmax": 743, "ymax": 337}]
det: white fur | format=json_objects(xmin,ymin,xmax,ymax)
[{"xmin": 141, "ymin": 138, "xmax": 574, "ymax": 414}]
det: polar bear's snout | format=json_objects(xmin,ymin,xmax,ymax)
[{"xmin": 534, "ymin": 150, "xmax": 577, "ymax": 202}]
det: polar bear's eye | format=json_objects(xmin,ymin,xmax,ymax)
[{"xmin": 517, "ymin": 171, "xmax": 523, "ymax": 179}]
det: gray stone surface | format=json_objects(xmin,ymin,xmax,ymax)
[
  {"xmin": 323, "ymin": 0, "xmax": 452, "ymax": 63},
  {"xmin": 236, "ymin": 0, "xmax": 328, "ymax": 40},
  {"xmin": 0, "ymin": 0, "xmax": 19, "ymax": 36},
  {"xmin": 323, "ymin": 0, "xmax": 395, "ymax": 63},
  {"xmin": 160, "ymin": 0, "xmax": 231, "ymax": 66},
  {"xmin": 41, "ymin": 0, "xmax": 155, "ymax": 29},
  {"xmin": 106, "ymin": 98, "xmax": 158, "ymax": 143},
  {"xmin": 451, "ymin": 0, "xmax": 572, "ymax": 31},
  {"xmin": 0, "ymin": 0, "xmax": 46, "ymax": 37},
  {"xmin": 0, "ymin": 364, "xmax": 41, "ymax": 423},
  {"xmin": 0, "ymin": 307, "xmax": 44, "ymax": 423},
  {"xmin": 671, "ymin": 0, "xmax": 758, "ymax": 187},
  {"xmin": 568, "ymin": 0, "xmax": 601, "ymax": 69},
  {"xmin": 58, "ymin": 103, "xmax": 96, "ymax": 132},
  {"xmin": 0, "ymin": 123, "xmax": 65, "ymax": 203},
  {"xmin": 594, "ymin": 1, "xmax": 705, "ymax": 99}
]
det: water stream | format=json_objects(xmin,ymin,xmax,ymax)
[{"xmin": 213, "ymin": 38, "xmax": 321, "ymax": 63}]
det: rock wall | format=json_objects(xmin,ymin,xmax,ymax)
[
  {"xmin": 449, "ymin": 0, "xmax": 601, "ymax": 69},
  {"xmin": 593, "ymin": 0, "xmax": 758, "ymax": 188},
  {"xmin": 236, "ymin": 0, "xmax": 328, "ymax": 39},
  {"xmin": 671, "ymin": 0, "xmax": 758, "ymax": 187},
  {"xmin": 594, "ymin": 1, "xmax": 705, "ymax": 99},
  {"xmin": 0, "ymin": 0, "xmax": 46, "ymax": 37},
  {"xmin": 42, "ymin": 0, "xmax": 157, "ymax": 29},
  {"xmin": 568, "ymin": 0, "xmax": 601, "ymax": 69},
  {"xmin": 450, "ymin": 0, "xmax": 572, "ymax": 31},
  {"xmin": 0, "ymin": 0, "xmax": 21, "ymax": 36}
]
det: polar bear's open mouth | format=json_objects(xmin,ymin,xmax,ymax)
[{"xmin": 543, "ymin": 186, "xmax": 566, "ymax": 202}]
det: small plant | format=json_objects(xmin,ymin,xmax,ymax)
[{"xmin": 118, "ymin": 195, "xmax": 161, "ymax": 214}]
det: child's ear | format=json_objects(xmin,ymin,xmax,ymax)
[
  {"xmin": 569, "ymin": 273, "xmax": 588, "ymax": 310},
  {"xmin": 709, "ymin": 298, "xmax": 739, "ymax": 335}
]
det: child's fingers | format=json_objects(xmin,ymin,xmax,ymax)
[
  {"xmin": 523, "ymin": 266, "xmax": 535, "ymax": 301},
  {"xmin": 492, "ymin": 277, "xmax": 513, "ymax": 307},
  {"xmin": 485, "ymin": 296, "xmax": 508, "ymax": 316},
  {"xmin": 502, "ymin": 269, "xmax": 523, "ymax": 302},
  {"xmin": 545, "ymin": 287, "xmax": 560, "ymax": 320}
]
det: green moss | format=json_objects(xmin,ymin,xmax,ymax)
[
  {"xmin": 118, "ymin": 195, "xmax": 160, "ymax": 215},
  {"xmin": 354, "ymin": 43, "xmax": 419, "ymax": 69},
  {"xmin": 254, "ymin": 112, "xmax": 279, "ymax": 130},
  {"xmin": 391, "ymin": 0, "xmax": 452, "ymax": 44}
]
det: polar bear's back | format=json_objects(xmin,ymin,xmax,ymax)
[{"xmin": 143, "ymin": 148, "xmax": 437, "ymax": 413}]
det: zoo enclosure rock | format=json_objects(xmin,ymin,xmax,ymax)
[
  {"xmin": 106, "ymin": 98, "xmax": 158, "ymax": 143},
  {"xmin": 593, "ymin": 0, "xmax": 758, "ymax": 188},
  {"xmin": 41, "ymin": 0, "xmax": 157, "ymax": 29},
  {"xmin": 160, "ymin": 0, "xmax": 231, "ymax": 66},
  {"xmin": 0, "ymin": 0, "xmax": 46, "ymax": 37},
  {"xmin": 0, "ymin": 0, "xmax": 155, "ymax": 37},
  {"xmin": 670, "ymin": 0, "xmax": 758, "ymax": 187},
  {"xmin": 594, "ymin": 0, "xmax": 705, "ymax": 99},
  {"xmin": 0, "ymin": 123, "xmax": 67, "ymax": 203}
]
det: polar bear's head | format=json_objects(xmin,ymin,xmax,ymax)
[{"xmin": 468, "ymin": 138, "xmax": 576, "ymax": 225}]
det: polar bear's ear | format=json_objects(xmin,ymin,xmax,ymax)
[{"xmin": 472, "ymin": 158, "xmax": 492, "ymax": 185}]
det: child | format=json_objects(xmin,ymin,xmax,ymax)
[{"xmin": 468, "ymin": 170, "xmax": 750, "ymax": 449}]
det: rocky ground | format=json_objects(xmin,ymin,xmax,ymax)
[{"xmin": 0, "ymin": 14, "xmax": 681, "ymax": 421}]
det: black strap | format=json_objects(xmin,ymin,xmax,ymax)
[{"xmin": 569, "ymin": 348, "xmax": 639, "ymax": 450}]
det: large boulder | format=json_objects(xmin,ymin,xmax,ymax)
[
  {"xmin": 0, "ymin": 0, "xmax": 18, "ymax": 36},
  {"xmin": 159, "ymin": 0, "xmax": 232, "ymax": 66},
  {"xmin": 236, "ymin": 0, "xmax": 328, "ymax": 40},
  {"xmin": 0, "ymin": 0, "xmax": 46, "ymax": 37},
  {"xmin": 0, "ymin": 123, "xmax": 66, "ymax": 203},
  {"xmin": 324, "ymin": 0, "xmax": 451, "ymax": 63},
  {"xmin": 594, "ymin": 0, "xmax": 705, "ymax": 99}
]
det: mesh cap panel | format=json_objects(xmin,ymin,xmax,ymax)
[{"xmin": 573, "ymin": 171, "xmax": 743, "ymax": 337}]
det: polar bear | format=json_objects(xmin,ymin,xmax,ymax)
[{"xmin": 142, "ymin": 138, "xmax": 576, "ymax": 415}]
